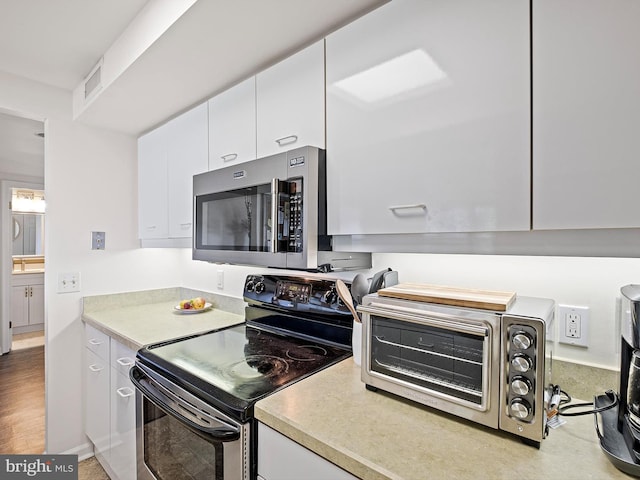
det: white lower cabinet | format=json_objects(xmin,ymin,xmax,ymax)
[
  {"xmin": 84, "ymin": 324, "xmax": 137, "ymax": 480},
  {"xmin": 257, "ymin": 423, "xmax": 357, "ymax": 480}
]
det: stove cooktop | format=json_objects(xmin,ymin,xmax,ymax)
[{"xmin": 136, "ymin": 322, "xmax": 351, "ymax": 422}]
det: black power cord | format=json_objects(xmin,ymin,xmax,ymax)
[{"xmin": 556, "ymin": 388, "xmax": 618, "ymax": 417}]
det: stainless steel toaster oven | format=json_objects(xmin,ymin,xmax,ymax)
[{"xmin": 358, "ymin": 294, "xmax": 555, "ymax": 447}]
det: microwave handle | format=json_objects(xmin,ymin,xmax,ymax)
[{"xmin": 270, "ymin": 178, "xmax": 280, "ymax": 253}]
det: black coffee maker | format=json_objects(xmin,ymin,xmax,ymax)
[{"xmin": 597, "ymin": 285, "xmax": 640, "ymax": 476}]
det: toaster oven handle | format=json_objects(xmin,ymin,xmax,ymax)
[
  {"xmin": 270, "ymin": 178, "xmax": 280, "ymax": 253},
  {"xmin": 357, "ymin": 304, "xmax": 490, "ymax": 337}
]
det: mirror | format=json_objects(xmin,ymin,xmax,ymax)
[{"xmin": 12, "ymin": 213, "xmax": 44, "ymax": 256}]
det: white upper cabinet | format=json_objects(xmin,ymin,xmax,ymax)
[
  {"xmin": 326, "ymin": 0, "xmax": 530, "ymax": 235},
  {"xmin": 208, "ymin": 77, "xmax": 257, "ymax": 170},
  {"xmin": 138, "ymin": 124, "xmax": 169, "ymax": 239},
  {"xmin": 256, "ymin": 40, "xmax": 325, "ymax": 158},
  {"xmin": 167, "ymin": 102, "xmax": 208, "ymax": 237},
  {"xmin": 138, "ymin": 102, "xmax": 208, "ymax": 242},
  {"xmin": 532, "ymin": 0, "xmax": 640, "ymax": 230}
]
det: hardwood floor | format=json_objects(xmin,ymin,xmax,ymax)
[
  {"xmin": 0, "ymin": 344, "xmax": 111, "ymax": 479},
  {"xmin": 0, "ymin": 345, "xmax": 45, "ymax": 454}
]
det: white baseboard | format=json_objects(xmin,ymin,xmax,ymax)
[{"xmin": 55, "ymin": 441, "xmax": 95, "ymax": 461}]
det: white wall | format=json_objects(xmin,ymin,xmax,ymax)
[
  {"xmin": 0, "ymin": 71, "xmax": 185, "ymax": 455},
  {"xmin": 181, "ymin": 250, "xmax": 632, "ymax": 371},
  {"xmin": 372, "ymin": 253, "xmax": 635, "ymax": 370}
]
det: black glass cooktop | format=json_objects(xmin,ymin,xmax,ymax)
[{"xmin": 136, "ymin": 323, "xmax": 350, "ymax": 422}]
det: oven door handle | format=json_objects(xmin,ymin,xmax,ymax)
[{"xmin": 129, "ymin": 366, "xmax": 241, "ymax": 442}]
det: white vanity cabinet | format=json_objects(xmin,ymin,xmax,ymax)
[
  {"xmin": 256, "ymin": 40, "xmax": 325, "ymax": 158},
  {"xmin": 138, "ymin": 102, "xmax": 208, "ymax": 243},
  {"xmin": 326, "ymin": 0, "xmax": 530, "ymax": 235},
  {"xmin": 208, "ymin": 77, "xmax": 257, "ymax": 170},
  {"xmin": 11, "ymin": 273, "xmax": 44, "ymax": 331},
  {"xmin": 257, "ymin": 423, "xmax": 357, "ymax": 480},
  {"xmin": 532, "ymin": 0, "xmax": 640, "ymax": 229},
  {"xmin": 84, "ymin": 323, "xmax": 137, "ymax": 480}
]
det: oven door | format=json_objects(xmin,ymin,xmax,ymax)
[
  {"xmin": 130, "ymin": 365, "xmax": 250, "ymax": 480},
  {"xmin": 359, "ymin": 299, "xmax": 501, "ymax": 429}
]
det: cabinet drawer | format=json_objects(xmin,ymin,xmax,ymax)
[
  {"xmin": 110, "ymin": 340, "xmax": 137, "ymax": 376},
  {"xmin": 85, "ymin": 324, "xmax": 110, "ymax": 361}
]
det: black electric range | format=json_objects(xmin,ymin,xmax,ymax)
[{"xmin": 130, "ymin": 274, "xmax": 354, "ymax": 480}]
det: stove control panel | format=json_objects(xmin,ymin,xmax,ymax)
[{"xmin": 243, "ymin": 274, "xmax": 351, "ymax": 314}]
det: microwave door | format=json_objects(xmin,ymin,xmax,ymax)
[{"xmin": 193, "ymin": 180, "xmax": 288, "ymax": 267}]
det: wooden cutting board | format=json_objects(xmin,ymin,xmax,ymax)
[{"xmin": 377, "ymin": 283, "xmax": 516, "ymax": 311}]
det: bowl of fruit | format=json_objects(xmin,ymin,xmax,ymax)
[{"xmin": 174, "ymin": 297, "xmax": 211, "ymax": 314}]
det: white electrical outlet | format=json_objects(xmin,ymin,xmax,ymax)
[
  {"xmin": 558, "ymin": 304, "xmax": 589, "ymax": 347},
  {"xmin": 58, "ymin": 272, "xmax": 80, "ymax": 293}
]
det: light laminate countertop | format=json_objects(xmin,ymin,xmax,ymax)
[
  {"xmin": 81, "ymin": 288, "xmax": 245, "ymax": 350},
  {"xmin": 255, "ymin": 358, "xmax": 628, "ymax": 480}
]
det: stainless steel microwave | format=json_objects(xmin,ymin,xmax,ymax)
[{"xmin": 192, "ymin": 146, "xmax": 370, "ymax": 271}]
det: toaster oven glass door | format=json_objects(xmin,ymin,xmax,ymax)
[{"xmin": 369, "ymin": 315, "xmax": 490, "ymax": 409}]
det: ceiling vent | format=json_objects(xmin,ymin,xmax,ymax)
[{"xmin": 84, "ymin": 58, "xmax": 104, "ymax": 101}]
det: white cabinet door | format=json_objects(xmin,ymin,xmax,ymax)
[
  {"xmin": 532, "ymin": 0, "xmax": 640, "ymax": 229},
  {"xmin": 208, "ymin": 77, "xmax": 257, "ymax": 169},
  {"xmin": 138, "ymin": 125, "xmax": 169, "ymax": 239},
  {"xmin": 86, "ymin": 348, "xmax": 111, "ymax": 459},
  {"xmin": 167, "ymin": 102, "xmax": 208, "ymax": 238},
  {"xmin": 256, "ymin": 40, "xmax": 325, "ymax": 158},
  {"xmin": 326, "ymin": 0, "xmax": 530, "ymax": 235},
  {"xmin": 10, "ymin": 286, "xmax": 28, "ymax": 328},
  {"xmin": 28, "ymin": 283, "xmax": 44, "ymax": 325},
  {"xmin": 110, "ymin": 368, "xmax": 136, "ymax": 480},
  {"xmin": 258, "ymin": 423, "xmax": 357, "ymax": 480}
]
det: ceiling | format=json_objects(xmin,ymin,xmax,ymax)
[{"xmin": 0, "ymin": 0, "xmax": 386, "ymax": 178}]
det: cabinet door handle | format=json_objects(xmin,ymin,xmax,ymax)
[
  {"xmin": 116, "ymin": 387, "xmax": 135, "ymax": 398},
  {"xmin": 29, "ymin": 287, "xmax": 33, "ymax": 297},
  {"xmin": 275, "ymin": 135, "xmax": 298, "ymax": 147},
  {"xmin": 89, "ymin": 364, "xmax": 104, "ymax": 372},
  {"xmin": 389, "ymin": 204, "xmax": 427, "ymax": 213},
  {"xmin": 88, "ymin": 339, "xmax": 103, "ymax": 346},
  {"xmin": 180, "ymin": 222, "xmax": 192, "ymax": 228},
  {"xmin": 24, "ymin": 287, "xmax": 28, "ymax": 298},
  {"xmin": 116, "ymin": 357, "xmax": 134, "ymax": 367},
  {"xmin": 145, "ymin": 225, "xmax": 157, "ymax": 230},
  {"xmin": 221, "ymin": 153, "xmax": 238, "ymax": 162}
]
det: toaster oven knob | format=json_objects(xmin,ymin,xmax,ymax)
[
  {"xmin": 511, "ymin": 376, "xmax": 532, "ymax": 396},
  {"xmin": 254, "ymin": 282, "xmax": 265, "ymax": 294},
  {"xmin": 512, "ymin": 332, "xmax": 532, "ymax": 350},
  {"xmin": 510, "ymin": 354, "xmax": 532, "ymax": 373},
  {"xmin": 245, "ymin": 281, "xmax": 255, "ymax": 292},
  {"xmin": 510, "ymin": 398, "xmax": 532, "ymax": 419}
]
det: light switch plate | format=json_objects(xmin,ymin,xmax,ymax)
[
  {"xmin": 91, "ymin": 231, "xmax": 105, "ymax": 250},
  {"xmin": 58, "ymin": 272, "xmax": 80, "ymax": 293}
]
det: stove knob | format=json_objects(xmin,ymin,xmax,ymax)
[
  {"xmin": 512, "ymin": 332, "xmax": 532, "ymax": 350},
  {"xmin": 510, "ymin": 398, "xmax": 532, "ymax": 419},
  {"xmin": 510, "ymin": 354, "xmax": 532, "ymax": 373},
  {"xmin": 323, "ymin": 288, "xmax": 337, "ymax": 304},
  {"xmin": 245, "ymin": 281, "xmax": 255, "ymax": 292},
  {"xmin": 511, "ymin": 376, "xmax": 532, "ymax": 396},
  {"xmin": 254, "ymin": 282, "xmax": 265, "ymax": 294}
]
